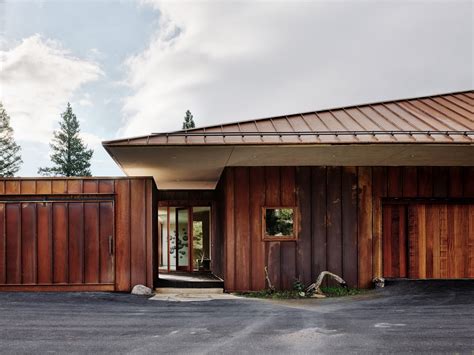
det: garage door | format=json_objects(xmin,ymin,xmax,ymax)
[
  {"xmin": 383, "ymin": 203, "xmax": 474, "ymax": 279},
  {"xmin": 0, "ymin": 201, "xmax": 115, "ymax": 291}
]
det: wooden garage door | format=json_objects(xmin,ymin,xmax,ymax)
[
  {"xmin": 0, "ymin": 201, "xmax": 115, "ymax": 291},
  {"xmin": 408, "ymin": 204, "xmax": 474, "ymax": 279},
  {"xmin": 383, "ymin": 203, "xmax": 474, "ymax": 279}
]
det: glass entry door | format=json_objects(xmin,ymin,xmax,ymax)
[
  {"xmin": 176, "ymin": 208, "xmax": 190, "ymax": 270},
  {"xmin": 159, "ymin": 206, "xmax": 211, "ymax": 273}
]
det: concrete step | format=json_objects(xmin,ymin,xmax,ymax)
[{"xmin": 155, "ymin": 287, "xmax": 224, "ymax": 295}]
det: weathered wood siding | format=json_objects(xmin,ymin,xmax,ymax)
[
  {"xmin": 0, "ymin": 177, "xmax": 157, "ymax": 292},
  {"xmin": 218, "ymin": 166, "xmax": 474, "ymax": 291}
]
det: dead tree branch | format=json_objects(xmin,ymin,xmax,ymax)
[
  {"xmin": 264, "ymin": 266, "xmax": 275, "ymax": 292},
  {"xmin": 306, "ymin": 271, "xmax": 347, "ymax": 295}
]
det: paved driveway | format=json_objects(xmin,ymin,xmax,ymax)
[{"xmin": 0, "ymin": 281, "xmax": 473, "ymax": 354}]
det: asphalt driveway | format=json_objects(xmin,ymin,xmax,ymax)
[{"xmin": 0, "ymin": 281, "xmax": 473, "ymax": 354}]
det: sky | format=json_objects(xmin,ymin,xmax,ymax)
[{"xmin": 0, "ymin": 0, "xmax": 472, "ymax": 176}]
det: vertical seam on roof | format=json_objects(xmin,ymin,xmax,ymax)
[
  {"xmin": 221, "ymin": 124, "xmax": 226, "ymax": 144},
  {"xmin": 328, "ymin": 110, "xmax": 360, "ymax": 142},
  {"xmin": 395, "ymin": 102, "xmax": 451, "ymax": 139},
  {"xmin": 380, "ymin": 103, "xmax": 437, "ymax": 141},
  {"xmin": 285, "ymin": 116, "xmax": 302, "ymax": 142},
  {"xmin": 404, "ymin": 100, "xmax": 461, "ymax": 131},
  {"xmin": 341, "ymin": 109, "xmax": 366, "ymax": 130},
  {"xmin": 342, "ymin": 108, "xmax": 379, "ymax": 142},
  {"xmin": 299, "ymin": 114, "xmax": 321, "ymax": 143},
  {"xmin": 253, "ymin": 120, "xmax": 264, "ymax": 143},
  {"xmin": 393, "ymin": 102, "xmax": 439, "ymax": 132},
  {"xmin": 368, "ymin": 105, "xmax": 416, "ymax": 142},
  {"xmin": 237, "ymin": 122, "xmax": 245, "ymax": 143},
  {"xmin": 431, "ymin": 97, "xmax": 474, "ymax": 122},
  {"xmin": 422, "ymin": 98, "xmax": 472, "ymax": 126},
  {"xmin": 314, "ymin": 112, "xmax": 341, "ymax": 142},
  {"xmin": 457, "ymin": 92, "xmax": 474, "ymax": 103},
  {"xmin": 353, "ymin": 106, "xmax": 397, "ymax": 142},
  {"xmin": 367, "ymin": 105, "xmax": 400, "ymax": 131},
  {"xmin": 444, "ymin": 94, "xmax": 473, "ymax": 107},
  {"xmin": 269, "ymin": 118, "xmax": 283, "ymax": 143}
]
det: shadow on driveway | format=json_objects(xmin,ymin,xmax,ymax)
[{"xmin": 0, "ymin": 280, "xmax": 473, "ymax": 354}]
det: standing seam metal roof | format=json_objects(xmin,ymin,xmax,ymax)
[{"xmin": 103, "ymin": 91, "xmax": 474, "ymax": 146}]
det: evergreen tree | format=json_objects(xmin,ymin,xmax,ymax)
[
  {"xmin": 38, "ymin": 103, "xmax": 93, "ymax": 177},
  {"xmin": 182, "ymin": 110, "xmax": 196, "ymax": 129},
  {"xmin": 0, "ymin": 102, "xmax": 22, "ymax": 177}
]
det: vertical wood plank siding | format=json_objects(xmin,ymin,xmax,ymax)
[
  {"xmin": 0, "ymin": 178, "xmax": 157, "ymax": 292},
  {"xmin": 219, "ymin": 166, "xmax": 474, "ymax": 291}
]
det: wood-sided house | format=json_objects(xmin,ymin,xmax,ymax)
[{"xmin": 1, "ymin": 91, "xmax": 473, "ymax": 292}]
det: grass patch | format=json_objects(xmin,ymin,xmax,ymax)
[
  {"xmin": 319, "ymin": 286, "xmax": 364, "ymax": 297},
  {"xmin": 234, "ymin": 290, "xmax": 306, "ymax": 299},
  {"xmin": 235, "ymin": 286, "xmax": 364, "ymax": 299}
]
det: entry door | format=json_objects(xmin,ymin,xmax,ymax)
[{"xmin": 176, "ymin": 208, "xmax": 192, "ymax": 271}]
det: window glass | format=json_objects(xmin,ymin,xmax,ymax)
[{"xmin": 264, "ymin": 208, "xmax": 295, "ymax": 238}]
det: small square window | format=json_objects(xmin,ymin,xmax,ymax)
[{"xmin": 263, "ymin": 207, "xmax": 297, "ymax": 240}]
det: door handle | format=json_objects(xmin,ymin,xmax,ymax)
[{"xmin": 108, "ymin": 235, "xmax": 114, "ymax": 256}]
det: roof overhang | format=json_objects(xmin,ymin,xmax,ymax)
[{"xmin": 104, "ymin": 143, "xmax": 474, "ymax": 189}]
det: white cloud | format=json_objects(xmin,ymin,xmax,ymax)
[
  {"xmin": 0, "ymin": 34, "xmax": 103, "ymax": 143},
  {"xmin": 121, "ymin": 0, "xmax": 472, "ymax": 137}
]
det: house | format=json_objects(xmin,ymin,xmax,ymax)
[{"xmin": 0, "ymin": 91, "xmax": 473, "ymax": 292}]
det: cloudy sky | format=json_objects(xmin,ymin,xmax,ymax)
[{"xmin": 0, "ymin": 0, "xmax": 472, "ymax": 176}]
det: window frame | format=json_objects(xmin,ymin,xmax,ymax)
[{"xmin": 261, "ymin": 206, "xmax": 298, "ymax": 241}]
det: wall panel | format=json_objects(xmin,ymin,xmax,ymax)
[{"xmin": 0, "ymin": 177, "xmax": 156, "ymax": 292}]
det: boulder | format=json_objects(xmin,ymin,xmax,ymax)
[{"xmin": 131, "ymin": 284, "xmax": 153, "ymax": 296}]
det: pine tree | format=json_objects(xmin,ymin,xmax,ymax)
[
  {"xmin": 38, "ymin": 103, "xmax": 93, "ymax": 177},
  {"xmin": 182, "ymin": 110, "xmax": 196, "ymax": 129},
  {"xmin": 0, "ymin": 102, "xmax": 22, "ymax": 177}
]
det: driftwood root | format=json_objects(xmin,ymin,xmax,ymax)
[{"xmin": 306, "ymin": 271, "xmax": 347, "ymax": 296}]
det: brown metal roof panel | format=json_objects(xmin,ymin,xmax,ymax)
[
  {"xmin": 358, "ymin": 106, "xmax": 399, "ymax": 130},
  {"xmin": 125, "ymin": 137, "xmax": 149, "ymax": 145},
  {"xmin": 454, "ymin": 93, "xmax": 474, "ymax": 108},
  {"xmin": 271, "ymin": 117, "xmax": 295, "ymax": 131},
  {"xmin": 204, "ymin": 136, "xmax": 226, "ymax": 144},
  {"xmin": 371, "ymin": 105, "xmax": 416, "ymax": 130},
  {"xmin": 239, "ymin": 121, "xmax": 258, "ymax": 132},
  {"xmin": 287, "ymin": 114, "xmax": 312, "ymax": 132},
  {"xmin": 331, "ymin": 110, "xmax": 363, "ymax": 130},
  {"xmin": 167, "ymin": 135, "xmax": 187, "ymax": 144},
  {"xmin": 422, "ymin": 98, "xmax": 473, "ymax": 129},
  {"xmin": 255, "ymin": 119, "xmax": 276, "ymax": 132},
  {"xmin": 462, "ymin": 92, "xmax": 474, "ymax": 100},
  {"xmin": 317, "ymin": 111, "xmax": 345, "ymax": 130},
  {"xmin": 434, "ymin": 96, "xmax": 474, "ymax": 118},
  {"xmin": 302, "ymin": 113, "xmax": 329, "ymax": 132},
  {"xmin": 370, "ymin": 105, "xmax": 417, "ymax": 142},
  {"xmin": 148, "ymin": 135, "xmax": 169, "ymax": 144},
  {"xmin": 409, "ymin": 100, "xmax": 471, "ymax": 131},
  {"xmin": 397, "ymin": 101, "xmax": 453, "ymax": 131},
  {"xmin": 254, "ymin": 120, "xmax": 280, "ymax": 143},
  {"xmin": 343, "ymin": 108, "xmax": 381, "ymax": 131},
  {"xmin": 187, "ymin": 134, "xmax": 206, "ymax": 144},
  {"xmin": 447, "ymin": 93, "xmax": 474, "ymax": 110},
  {"xmin": 384, "ymin": 103, "xmax": 436, "ymax": 131},
  {"xmin": 220, "ymin": 123, "xmax": 240, "ymax": 133}
]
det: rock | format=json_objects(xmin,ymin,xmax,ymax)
[
  {"xmin": 373, "ymin": 277, "xmax": 385, "ymax": 289},
  {"xmin": 311, "ymin": 293, "xmax": 326, "ymax": 299},
  {"xmin": 131, "ymin": 284, "xmax": 153, "ymax": 296}
]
